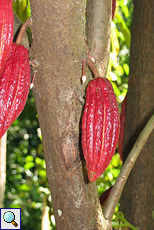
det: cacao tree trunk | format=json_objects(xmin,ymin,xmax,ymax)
[
  {"xmin": 121, "ymin": 1, "xmax": 154, "ymax": 229},
  {"xmin": 30, "ymin": 1, "xmax": 111, "ymax": 229}
]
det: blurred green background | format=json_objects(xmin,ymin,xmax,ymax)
[{"xmin": 4, "ymin": 0, "xmax": 134, "ymax": 229}]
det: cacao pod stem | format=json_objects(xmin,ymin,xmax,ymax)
[
  {"xmin": 82, "ymin": 52, "xmax": 98, "ymax": 83},
  {"xmin": 85, "ymin": 58, "xmax": 100, "ymax": 79},
  {"xmin": 16, "ymin": 18, "xmax": 32, "ymax": 45}
]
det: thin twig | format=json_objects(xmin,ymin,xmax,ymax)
[
  {"xmin": 16, "ymin": 18, "xmax": 32, "ymax": 44},
  {"xmin": 103, "ymin": 113, "xmax": 154, "ymax": 221},
  {"xmin": 112, "ymin": 212, "xmax": 138, "ymax": 230}
]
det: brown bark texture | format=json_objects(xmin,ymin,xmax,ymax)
[
  {"xmin": 30, "ymin": 1, "xmax": 111, "ymax": 229},
  {"xmin": 86, "ymin": 0, "xmax": 111, "ymax": 78},
  {"xmin": 121, "ymin": 1, "xmax": 154, "ymax": 229}
]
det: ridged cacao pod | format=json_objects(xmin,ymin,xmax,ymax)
[
  {"xmin": 82, "ymin": 77, "xmax": 120, "ymax": 182},
  {"xmin": 0, "ymin": 0, "xmax": 14, "ymax": 75},
  {"xmin": 0, "ymin": 43, "xmax": 31, "ymax": 139}
]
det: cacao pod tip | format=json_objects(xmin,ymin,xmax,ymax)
[
  {"xmin": 30, "ymin": 83, "xmax": 34, "ymax": 89},
  {"xmin": 89, "ymin": 171, "xmax": 98, "ymax": 182}
]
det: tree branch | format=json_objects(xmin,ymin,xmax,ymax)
[
  {"xmin": 86, "ymin": 0, "xmax": 112, "ymax": 78},
  {"xmin": 103, "ymin": 113, "xmax": 154, "ymax": 221}
]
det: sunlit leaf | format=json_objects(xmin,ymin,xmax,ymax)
[
  {"xmin": 25, "ymin": 155, "xmax": 34, "ymax": 162},
  {"xmin": 122, "ymin": 5, "xmax": 129, "ymax": 18},
  {"xmin": 38, "ymin": 169, "xmax": 46, "ymax": 177},
  {"xmin": 110, "ymin": 71, "xmax": 118, "ymax": 81},
  {"xmin": 19, "ymin": 184, "xmax": 30, "ymax": 191},
  {"xmin": 24, "ymin": 162, "xmax": 35, "ymax": 170},
  {"xmin": 111, "ymin": 22, "xmax": 120, "ymax": 55},
  {"xmin": 111, "ymin": 82, "xmax": 121, "ymax": 96},
  {"xmin": 123, "ymin": 63, "xmax": 129, "ymax": 75},
  {"xmin": 111, "ymin": 155, "xmax": 119, "ymax": 167},
  {"xmin": 110, "ymin": 169, "xmax": 121, "ymax": 178}
]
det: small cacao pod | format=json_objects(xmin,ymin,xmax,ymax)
[
  {"xmin": 0, "ymin": 0, "xmax": 14, "ymax": 75},
  {"xmin": 0, "ymin": 43, "xmax": 31, "ymax": 139},
  {"xmin": 82, "ymin": 77, "xmax": 120, "ymax": 182},
  {"xmin": 118, "ymin": 95, "xmax": 127, "ymax": 161},
  {"xmin": 99, "ymin": 186, "xmax": 113, "ymax": 208},
  {"xmin": 112, "ymin": 0, "xmax": 117, "ymax": 19}
]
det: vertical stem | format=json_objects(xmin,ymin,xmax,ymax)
[{"xmin": 86, "ymin": 0, "xmax": 112, "ymax": 77}]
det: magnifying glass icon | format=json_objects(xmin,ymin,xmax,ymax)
[{"xmin": 3, "ymin": 211, "xmax": 18, "ymax": 227}]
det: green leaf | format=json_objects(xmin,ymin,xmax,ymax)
[
  {"xmin": 25, "ymin": 155, "xmax": 34, "ymax": 162},
  {"xmin": 122, "ymin": 5, "xmax": 129, "ymax": 18},
  {"xmin": 116, "ymin": 14, "xmax": 131, "ymax": 47},
  {"xmin": 111, "ymin": 82, "xmax": 121, "ymax": 96},
  {"xmin": 111, "ymin": 22, "xmax": 120, "ymax": 55},
  {"xmin": 24, "ymin": 162, "xmax": 35, "ymax": 170},
  {"xmin": 110, "ymin": 169, "xmax": 121, "ymax": 178},
  {"xmin": 35, "ymin": 157, "xmax": 42, "ymax": 165},
  {"xmin": 19, "ymin": 184, "xmax": 30, "ymax": 191},
  {"xmin": 111, "ymin": 155, "xmax": 119, "ymax": 167},
  {"xmin": 123, "ymin": 63, "xmax": 129, "ymax": 75},
  {"xmin": 38, "ymin": 169, "xmax": 46, "ymax": 177}
]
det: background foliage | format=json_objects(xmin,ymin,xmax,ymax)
[{"xmin": 4, "ymin": 0, "xmax": 133, "ymax": 229}]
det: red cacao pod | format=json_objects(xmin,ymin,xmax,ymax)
[
  {"xmin": 99, "ymin": 186, "xmax": 113, "ymax": 208},
  {"xmin": 112, "ymin": 0, "xmax": 117, "ymax": 19},
  {"xmin": 118, "ymin": 95, "xmax": 127, "ymax": 161},
  {"xmin": 82, "ymin": 77, "xmax": 120, "ymax": 182},
  {"xmin": 0, "ymin": 43, "xmax": 31, "ymax": 139},
  {"xmin": 0, "ymin": 0, "xmax": 14, "ymax": 75}
]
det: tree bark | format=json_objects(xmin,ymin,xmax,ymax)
[
  {"xmin": 86, "ymin": 0, "xmax": 111, "ymax": 78},
  {"xmin": 30, "ymin": 1, "xmax": 111, "ymax": 229},
  {"xmin": 120, "ymin": 0, "xmax": 154, "ymax": 229}
]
